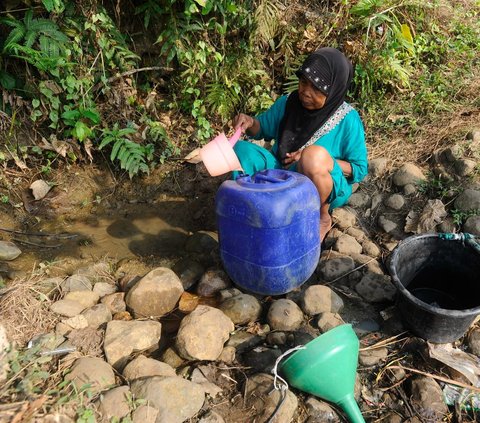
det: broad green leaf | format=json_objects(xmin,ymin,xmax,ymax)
[{"xmin": 0, "ymin": 71, "xmax": 15, "ymax": 89}]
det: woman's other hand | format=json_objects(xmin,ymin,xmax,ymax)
[
  {"xmin": 283, "ymin": 149, "xmax": 302, "ymax": 166},
  {"xmin": 232, "ymin": 113, "xmax": 260, "ymax": 136}
]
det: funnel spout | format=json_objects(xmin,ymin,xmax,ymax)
[{"xmin": 338, "ymin": 395, "xmax": 365, "ymax": 423}]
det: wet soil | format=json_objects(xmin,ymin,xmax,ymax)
[{"xmin": 0, "ymin": 161, "xmax": 223, "ymax": 275}]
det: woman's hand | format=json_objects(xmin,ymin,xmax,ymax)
[
  {"xmin": 283, "ymin": 149, "xmax": 302, "ymax": 166},
  {"xmin": 232, "ymin": 113, "xmax": 260, "ymax": 136}
]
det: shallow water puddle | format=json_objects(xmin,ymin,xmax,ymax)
[{"xmin": 7, "ymin": 198, "xmax": 196, "ymax": 272}]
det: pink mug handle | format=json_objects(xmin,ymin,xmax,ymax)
[{"xmin": 228, "ymin": 128, "xmax": 243, "ymax": 147}]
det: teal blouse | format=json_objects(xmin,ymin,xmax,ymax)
[{"xmin": 254, "ymin": 95, "xmax": 368, "ymax": 185}]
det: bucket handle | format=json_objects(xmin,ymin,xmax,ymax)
[{"xmin": 438, "ymin": 232, "xmax": 480, "ymax": 254}]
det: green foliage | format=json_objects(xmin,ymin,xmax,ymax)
[
  {"xmin": 451, "ymin": 209, "xmax": 480, "ymax": 227},
  {"xmin": 4, "ymin": 345, "xmax": 52, "ymax": 397},
  {"xmin": 143, "ymin": 119, "xmax": 179, "ymax": 164},
  {"xmin": 42, "ymin": 0, "xmax": 66, "ymax": 14},
  {"xmin": 1, "ymin": 9, "xmax": 69, "ymax": 72},
  {"xmin": 417, "ymin": 174, "xmax": 460, "ymax": 200},
  {"xmin": 99, "ymin": 125, "xmax": 153, "ymax": 178},
  {"xmin": 152, "ymin": 0, "xmax": 273, "ymax": 140}
]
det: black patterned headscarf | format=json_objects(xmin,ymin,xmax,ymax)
[{"xmin": 277, "ymin": 48, "xmax": 353, "ymax": 160}]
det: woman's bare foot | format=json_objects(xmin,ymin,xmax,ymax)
[{"xmin": 320, "ymin": 213, "xmax": 332, "ymax": 242}]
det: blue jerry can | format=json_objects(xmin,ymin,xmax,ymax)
[{"xmin": 215, "ymin": 169, "xmax": 321, "ymax": 295}]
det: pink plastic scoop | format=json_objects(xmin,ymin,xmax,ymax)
[{"xmin": 200, "ymin": 128, "xmax": 243, "ymax": 177}]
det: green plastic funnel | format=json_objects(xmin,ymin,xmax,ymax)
[{"xmin": 279, "ymin": 324, "xmax": 365, "ymax": 423}]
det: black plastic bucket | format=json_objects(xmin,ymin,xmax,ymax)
[{"xmin": 388, "ymin": 234, "xmax": 480, "ymax": 343}]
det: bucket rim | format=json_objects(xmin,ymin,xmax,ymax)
[{"xmin": 388, "ymin": 233, "xmax": 480, "ymax": 317}]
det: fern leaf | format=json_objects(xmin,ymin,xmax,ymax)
[
  {"xmin": 24, "ymin": 30, "xmax": 38, "ymax": 49},
  {"xmin": 3, "ymin": 27, "xmax": 26, "ymax": 52},
  {"xmin": 110, "ymin": 139, "xmax": 123, "ymax": 160}
]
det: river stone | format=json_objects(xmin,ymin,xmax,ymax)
[
  {"xmin": 305, "ymin": 397, "xmax": 341, "ymax": 422},
  {"xmin": 361, "ymin": 240, "xmax": 381, "ymax": 258},
  {"xmin": 190, "ymin": 367, "xmax": 223, "ymax": 398},
  {"xmin": 75, "ymin": 262, "xmax": 111, "ymax": 280},
  {"xmin": 410, "ymin": 376, "xmax": 448, "ymax": 420},
  {"xmin": 65, "ymin": 357, "xmax": 115, "ymax": 394},
  {"xmin": 104, "ymin": 320, "xmax": 162, "ymax": 370},
  {"xmin": 317, "ymin": 312, "xmax": 345, "ymax": 332},
  {"xmin": 334, "ymin": 234, "xmax": 363, "ymax": 255},
  {"xmin": 359, "ymin": 347, "xmax": 388, "ymax": 366},
  {"xmin": 61, "ymin": 274, "xmax": 92, "ymax": 292},
  {"xmin": 81, "ymin": 304, "xmax": 112, "ymax": 328},
  {"xmin": 385, "ymin": 194, "xmax": 405, "ymax": 210},
  {"xmin": 132, "ymin": 405, "xmax": 159, "ymax": 423},
  {"xmin": 464, "ymin": 215, "xmax": 480, "ymax": 235},
  {"xmin": 454, "ymin": 158, "xmax": 476, "ymax": 177},
  {"xmin": 198, "ymin": 410, "xmax": 225, "ymax": 423},
  {"xmin": 93, "ymin": 282, "xmax": 117, "ymax": 297},
  {"xmin": 244, "ymin": 373, "xmax": 297, "ymax": 423},
  {"xmin": 126, "ymin": 267, "xmax": 183, "ymax": 318},
  {"xmin": 218, "ymin": 346, "xmax": 236, "ymax": 364},
  {"xmin": 266, "ymin": 331, "xmax": 287, "ymax": 346},
  {"xmin": 161, "ymin": 347, "xmax": 185, "ymax": 369},
  {"xmin": 403, "ymin": 183, "xmax": 417, "ymax": 195},
  {"xmin": 467, "ymin": 328, "xmax": 480, "ymax": 356},
  {"xmin": 392, "ymin": 163, "xmax": 426, "ymax": 187},
  {"xmin": 0, "ymin": 324, "xmax": 10, "ymax": 383},
  {"xmin": 346, "ymin": 227, "xmax": 366, "ymax": 242},
  {"xmin": 350, "ymin": 253, "xmax": 385, "ymax": 275},
  {"xmin": 218, "ymin": 287, "xmax": 242, "ymax": 302},
  {"xmin": 30, "ymin": 179, "xmax": 51, "ymax": 200},
  {"xmin": 226, "ymin": 331, "xmax": 263, "ymax": 352},
  {"xmin": 185, "ymin": 231, "xmax": 218, "ymax": 253},
  {"xmin": 176, "ymin": 305, "xmax": 234, "ymax": 361},
  {"xmin": 0, "ymin": 241, "xmax": 21, "ymax": 261},
  {"xmin": 197, "ymin": 269, "xmax": 231, "ymax": 297},
  {"xmin": 64, "ymin": 291, "xmax": 100, "ymax": 308},
  {"xmin": 62, "ymin": 315, "xmax": 88, "ymax": 330},
  {"xmin": 172, "ymin": 258, "xmax": 205, "ymax": 290},
  {"xmin": 95, "ymin": 385, "xmax": 131, "ymax": 421},
  {"xmin": 123, "ymin": 355, "xmax": 176, "ymax": 382},
  {"xmin": 131, "ymin": 376, "xmax": 205, "ymax": 423},
  {"xmin": 348, "ymin": 192, "xmax": 371, "ymax": 209},
  {"xmin": 219, "ymin": 294, "xmax": 262, "ymax": 324},
  {"xmin": 443, "ymin": 144, "xmax": 463, "ymax": 162},
  {"xmin": 320, "ymin": 256, "xmax": 355, "ymax": 281},
  {"xmin": 267, "ymin": 299, "xmax": 303, "ymax": 331},
  {"xmin": 354, "ymin": 318, "xmax": 381, "ymax": 336},
  {"xmin": 356, "ymin": 273, "xmax": 396, "ymax": 303},
  {"xmin": 101, "ymin": 292, "xmax": 126, "ymax": 314},
  {"xmin": 369, "ymin": 157, "xmax": 387, "ymax": 177},
  {"xmin": 371, "ymin": 193, "xmax": 384, "ymax": 210},
  {"xmin": 50, "ymin": 299, "xmax": 86, "ymax": 317},
  {"xmin": 378, "ymin": 215, "xmax": 398, "ymax": 234},
  {"xmin": 331, "ymin": 208, "xmax": 357, "ymax": 229},
  {"xmin": 454, "ymin": 189, "xmax": 480, "ymax": 212},
  {"xmin": 302, "ymin": 285, "xmax": 344, "ymax": 316},
  {"xmin": 439, "ymin": 216, "xmax": 456, "ymax": 233}
]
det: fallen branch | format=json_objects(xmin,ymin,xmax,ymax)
[
  {"xmin": 0, "ymin": 228, "xmax": 77, "ymax": 239},
  {"xmin": 388, "ymin": 365, "xmax": 480, "ymax": 393},
  {"xmin": 11, "ymin": 238, "xmax": 61, "ymax": 248},
  {"xmin": 325, "ymin": 258, "xmax": 376, "ymax": 285}
]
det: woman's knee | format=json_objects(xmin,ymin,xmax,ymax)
[{"xmin": 299, "ymin": 145, "xmax": 334, "ymax": 174}]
